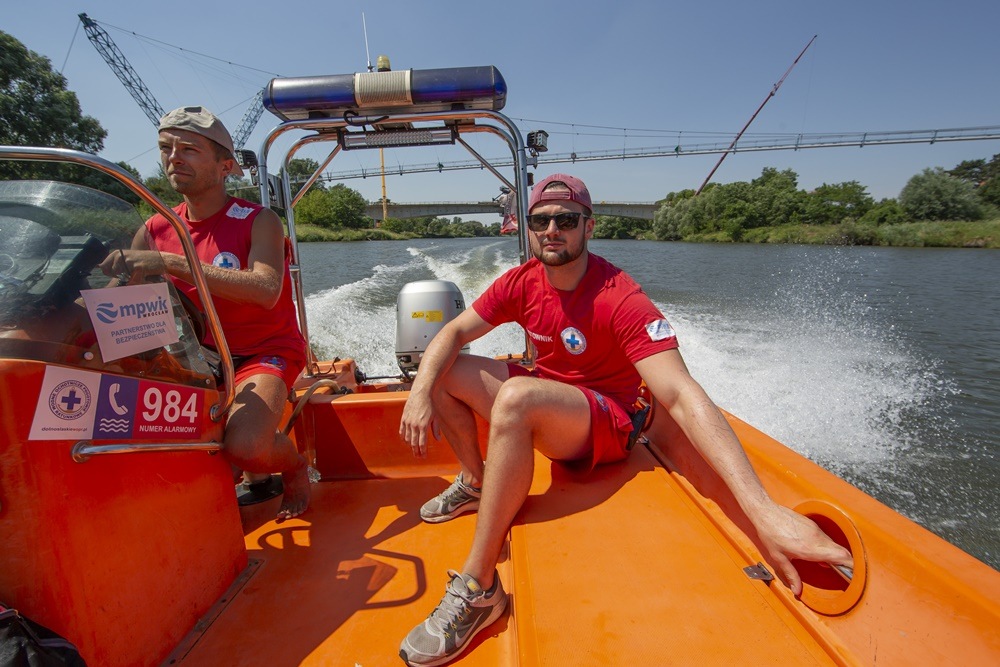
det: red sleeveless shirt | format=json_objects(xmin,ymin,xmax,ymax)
[{"xmin": 145, "ymin": 197, "xmax": 306, "ymax": 358}]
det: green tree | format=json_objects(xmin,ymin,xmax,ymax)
[
  {"xmin": 948, "ymin": 158, "xmax": 988, "ymax": 186},
  {"xmin": 425, "ymin": 217, "xmax": 449, "ymax": 237},
  {"xmin": 381, "ymin": 217, "xmax": 419, "ymax": 234},
  {"xmin": 972, "ymin": 154, "xmax": 1000, "ymax": 208},
  {"xmin": 899, "ymin": 168, "xmax": 983, "ymax": 221},
  {"xmin": 142, "ymin": 165, "xmax": 183, "ymax": 203},
  {"xmin": 653, "ymin": 189, "xmax": 717, "ymax": 240},
  {"xmin": 660, "ymin": 188, "xmax": 697, "ymax": 205},
  {"xmin": 295, "ymin": 183, "xmax": 370, "ymax": 229},
  {"xmin": 295, "ymin": 189, "xmax": 334, "ymax": 227},
  {"xmin": 653, "ymin": 168, "xmax": 808, "ymax": 241},
  {"xmin": 444, "ymin": 220, "xmax": 486, "ymax": 237},
  {"xmin": 327, "ymin": 183, "xmax": 370, "ymax": 229},
  {"xmin": 977, "ymin": 175, "xmax": 1000, "ymax": 208},
  {"xmin": 0, "ymin": 31, "xmax": 107, "ymax": 180},
  {"xmin": 803, "ymin": 181, "xmax": 874, "ymax": 225},
  {"xmin": 859, "ymin": 198, "xmax": 907, "ymax": 226},
  {"xmin": 748, "ymin": 168, "xmax": 804, "ymax": 227},
  {"xmin": 593, "ymin": 215, "xmax": 650, "ymax": 239},
  {"xmin": 282, "ymin": 158, "xmax": 324, "ymax": 197}
]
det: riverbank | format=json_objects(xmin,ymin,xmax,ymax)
[
  {"xmin": 695, "ymin": 218, "xmax": 1000, "ymax": 248},
  {"xmin": 293, "ymin": 218, "xmax": 1000, "ymax": 248}
]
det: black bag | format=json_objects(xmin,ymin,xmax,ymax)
[{"xmin": 0, "ymin": 604, "xmax": 87, "ymax": 667}]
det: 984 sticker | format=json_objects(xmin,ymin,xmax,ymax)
[{"xmin": 29, "ymin": 366, "xmax": 205, "ymax": 441}]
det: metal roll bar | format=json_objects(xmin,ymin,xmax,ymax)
[{"xmin": 254, "ymin": 107, "xmax": 534, "ymax": 372}]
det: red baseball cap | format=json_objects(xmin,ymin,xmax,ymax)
[{"xmin": 528, "ymin": 173, "xmax": 592, "ymax": 214}]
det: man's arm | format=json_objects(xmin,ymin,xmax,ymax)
[
  {"xmin": 399, "ymin": 308, "xmax": 495, "ymax": 457},
  {"xmin": 634, "ymin": 349, "xmax": 853, "ymax": 595},
  {"xmin": 105, "ymin": 210, "xmax": 285, "ymax": 308}
]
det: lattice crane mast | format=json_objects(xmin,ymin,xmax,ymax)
[
  {"xmin": 78, "ymin": 13, "xmax": 164, "ymax": 126},
  {"xmin": 78, "ymin": 13, "xmax": 264, "ymax": 149},
  {"xmin": 231, "ymin": 89, "xmax": 264, "ymax": 150}
]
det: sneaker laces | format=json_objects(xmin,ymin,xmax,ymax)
[
  {"xmin": 445, "ymin": 477, "xmax": 476, "ymax": 501},
  {"xmin": 425, "ymin": 570, "xmax": 478, "ymax": 634}
]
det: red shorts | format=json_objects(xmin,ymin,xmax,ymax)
[
  {"xmin": 507, "ymin": 363, "xmax": 634, "ymax": 471},
  {"xmin": 233, "ymin": 350, "xmax": 306, "ymax": 392}
]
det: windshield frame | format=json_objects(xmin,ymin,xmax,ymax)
[{"xmin": 0, "ymin": 145, "xmax": 235, "ymax": 420}]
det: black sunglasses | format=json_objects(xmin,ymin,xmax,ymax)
[{"xmin": 525, "ymin": 212, "xmax": 587, "ymax": 232}]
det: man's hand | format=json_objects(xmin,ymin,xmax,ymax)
[
  {"xmin": 751, "ymin": 503, "xmax": 854, "ymax": 596},
  {"xmin": 399, "ymin": 389, "xmax": 441, "ymax": 459},
  {"xmin": 99, "ymin": 249, "xmax": 166, "ymax": 283}
]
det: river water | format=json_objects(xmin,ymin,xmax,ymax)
[{"xmin": 298, "ymin": 238, "xmax": 999, "ymax": 570}]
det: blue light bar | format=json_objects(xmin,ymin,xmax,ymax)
[{"xmin": 263, "ymin": 66, "xmax": 507, "ymax": 121}]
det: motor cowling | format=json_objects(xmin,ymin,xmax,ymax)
[{"xmin": 395, "ymin": 280, "xmax": 469, "ymax": 373}]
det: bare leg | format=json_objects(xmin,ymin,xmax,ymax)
[
  {"xmin": 433, "ymin": 355, "xmax": 513, "ymax": 486},
  {"xmin": 223, "ymin": 373, "xmax": 309, "ymax": 520},
  {"xmin": 461, "ymin": 377, "xmax": 592, "ymax": 587}
]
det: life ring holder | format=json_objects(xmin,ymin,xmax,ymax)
[{"xmin": 793, "ymin": 499, "xmax": 868, "ymax": 615}]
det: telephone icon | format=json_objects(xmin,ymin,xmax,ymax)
[{"xmin": 109, "ymin": 383, "xmax": 128, "ymax": 416}]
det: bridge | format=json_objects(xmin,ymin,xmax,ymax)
[
  {"xmin": 332, "ymin": 125, "xmax": 1000, "ymax": 183},
  {"xmin": 365, "ymin": 201, "xmax": 658, "ymax": 221}
]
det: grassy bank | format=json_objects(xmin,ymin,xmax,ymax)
[
  {"xmin": 694, "ymin": 217, "xmax": 1000, "ymax": 248},
  {"xmin": 294, "ymin": 219, "xmax": 1000, "ymax": 248},
  {"xmin": 293, "ymin": 224, "xmax": 418, "ymax": 242}
]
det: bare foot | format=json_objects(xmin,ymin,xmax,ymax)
[{"xmin": 276, "ymin": 455, "xmax": 310, "ymax": 522}]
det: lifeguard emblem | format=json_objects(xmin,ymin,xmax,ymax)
[
  {"xmin": 561, "ymin": 327, "xmax": 587, "ymax": 355},
  {"xmin": 49, "ymin": 380, "xmax": 92, "ymax": 420},
  {"xmin": 212, "ymin": 252, "xmax": 241, "ymax": 270}
]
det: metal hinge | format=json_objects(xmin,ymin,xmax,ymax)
[{"xmin": 743, "ymin": 562, "xmax": 774, "ymax": 582}]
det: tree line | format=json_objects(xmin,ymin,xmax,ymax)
[
  {"xmin": 639, "ymin": 160, "xmax": 1000, "ymax": 243},
  {"xmin": 3, "ymin": 30, "xmax": 997, "ymax": 246}
]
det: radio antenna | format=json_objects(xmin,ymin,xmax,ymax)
[{"xmin": 362, "ymin": 13, "xmax": 373, "ymax": 72}]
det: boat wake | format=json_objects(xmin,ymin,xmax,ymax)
[
  {"xmin": 662, "ymin": 251, "xmax": 965, "ymax": 533},
  {"xmin": 304, "ymin": 241, "xmax": 522, "ymax": 375}
]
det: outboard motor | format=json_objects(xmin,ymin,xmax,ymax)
[{"xmin": 395, "ymin": 280, "xmax": 469, "ymax": 374}]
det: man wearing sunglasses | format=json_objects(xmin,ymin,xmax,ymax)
[{"xmin": 398, "ymin": 173, "xmax": 852, "ymax": 667}]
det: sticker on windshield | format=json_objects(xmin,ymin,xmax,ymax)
[{"xmin": 80, "ymin": 282, "xmax": 179, "ymax": 362}]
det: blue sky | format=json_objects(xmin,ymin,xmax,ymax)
[{"xmin": 7, "ymin": 0, "xmax": 1000, "ymax": 205}]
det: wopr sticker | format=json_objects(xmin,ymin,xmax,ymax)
[{"xmin": 29, "ymin": 366, "xmax": 102, "ymax": 440}]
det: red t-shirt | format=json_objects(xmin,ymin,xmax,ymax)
[
  {"xmin": 473, "ymin": 254, "xmax": 678, "ymax": 410},
  {"xmin": 145, "ymin": 198, "xmax": 305, "ymax": 359}
]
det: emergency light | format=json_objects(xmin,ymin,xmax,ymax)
[{"xmin": 263, "ymin": 66, "xmax": 507, "ymax": 121}]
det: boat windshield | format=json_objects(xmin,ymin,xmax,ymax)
[{"xmin": 0, "ymin": 180, "xmax": 214, "ymax": 389}]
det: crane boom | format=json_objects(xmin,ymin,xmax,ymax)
[
  {"xmin": 232, "ymin": 89, "xmax": 264, "ymax": 150},
  {"xmin": 695, "ymin": 35, "xmax": 817, "ymax": 195},
  {"xmin": 78, "ymin": 13, "xmax": 264, "ymax": 148},
  {"xmin": 78, "ymin": 13, "xmax": 164, "ymax": 126}
]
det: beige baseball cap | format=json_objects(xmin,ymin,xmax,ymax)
[{"xmin": 158, "ymin": 106, "xmax": 244, "ymax": 177}]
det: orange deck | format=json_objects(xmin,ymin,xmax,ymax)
[
  {"xmin": 4, "ymin": 360, "xmax": 999, "ymax": 666},
  {"xmin": 176, "ymin": 449, "xmax": 845, "ymax": 666}
]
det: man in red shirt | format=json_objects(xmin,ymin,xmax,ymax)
[
  {"xmin": 104, "ymin": 106, "xmax": 309, "ymax": 521},
  {"xmin": 397, "ymin": 173, "xmax": 853, "ymax": 666}
]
